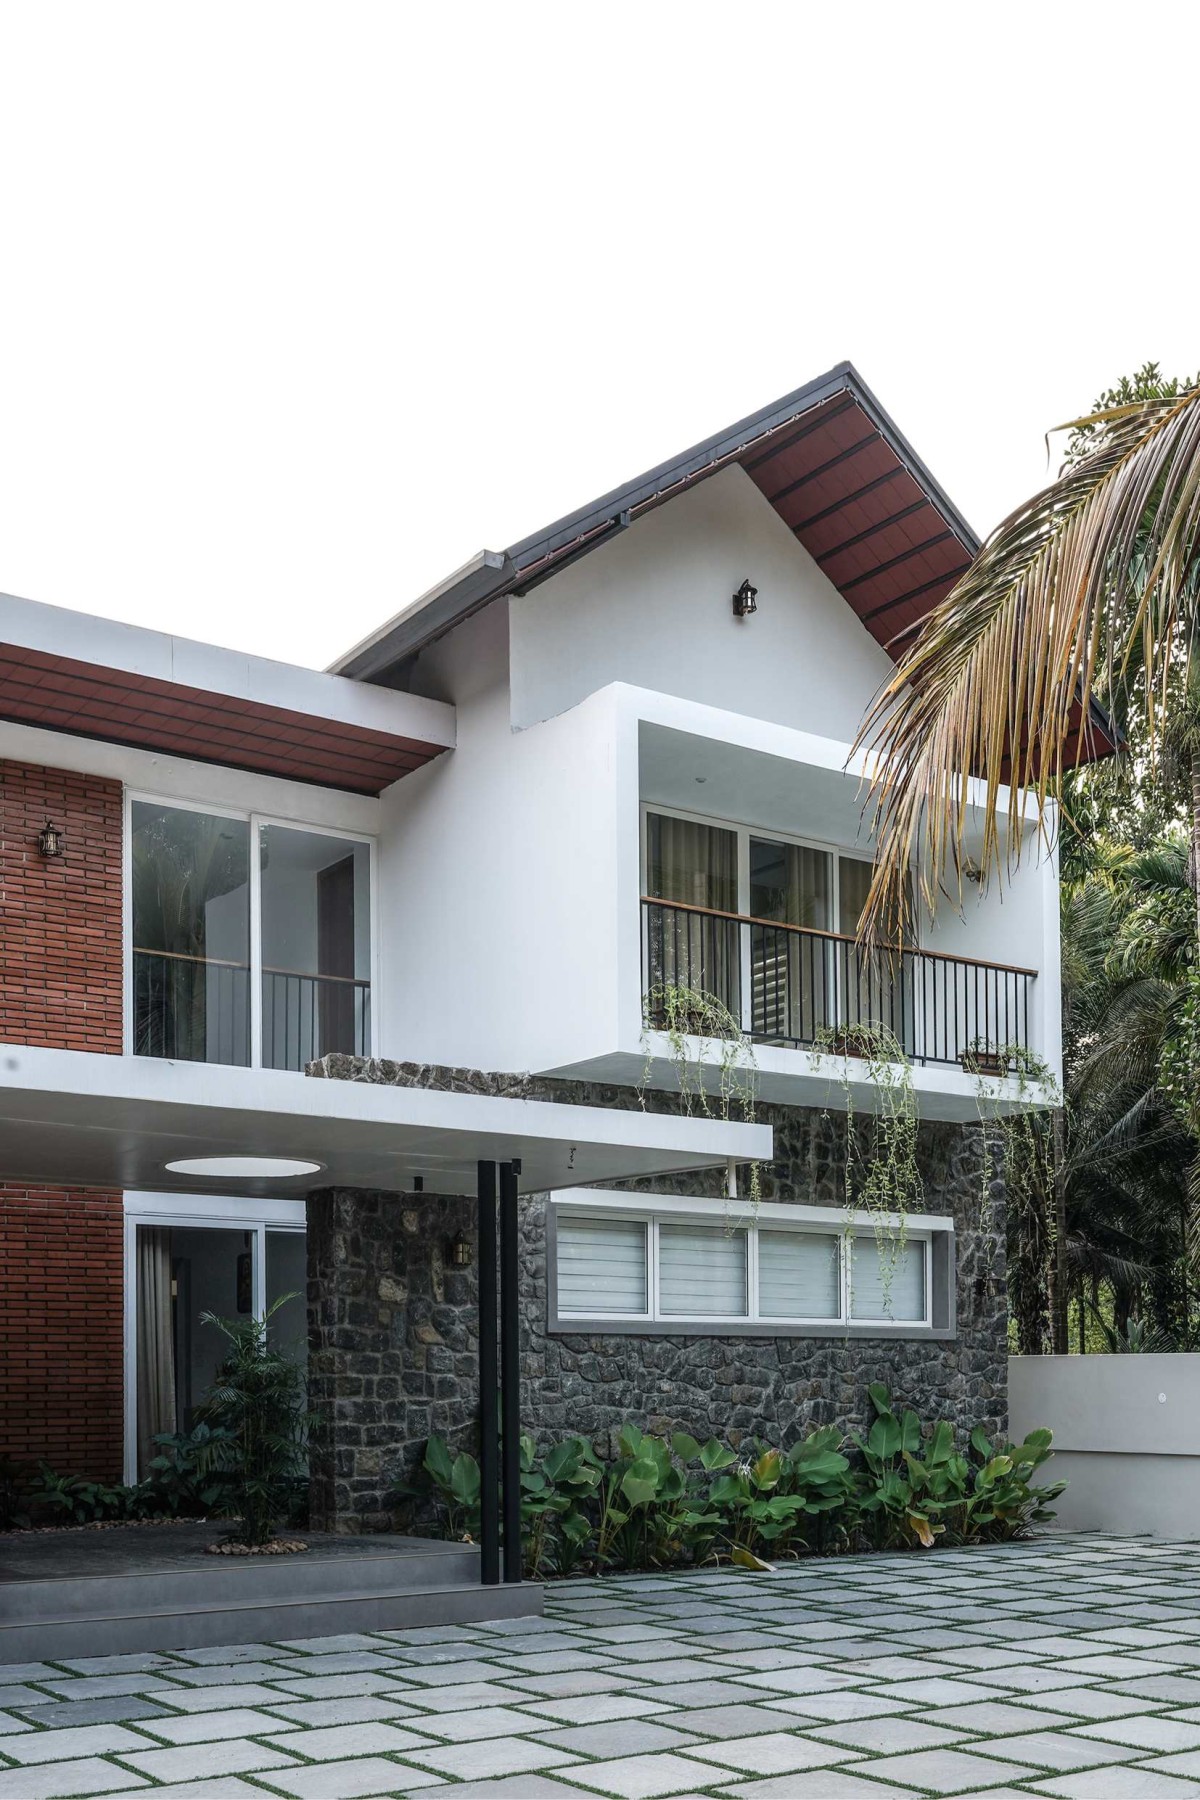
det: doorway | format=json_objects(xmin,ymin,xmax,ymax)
[{"xmin": 124, "ymin": 1194, "xmax": 307, "ymax": 1482}]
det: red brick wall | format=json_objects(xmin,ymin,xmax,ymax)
[
  {"xmin": 0, "ymin": 1184, "xmax": 125, "ymax": 1479},
  {"xmin": 0, "ymin": 759, "xmax": 123, "ymax": 1051}
]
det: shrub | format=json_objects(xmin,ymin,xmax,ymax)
[
  {"xmin": 414, "ymin": 1387, "xmax": 1063, "ymax": 1575},
  {"xmin": 190, "ymin": 1298, "xmax": 312, "ymax": 1546}
]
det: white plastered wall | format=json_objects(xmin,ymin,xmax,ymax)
[
  {"xmin": 377, "ymin": 606, "xmax": 636, "ymax": 1073},
  {"xmin": 507, "ymin": 464, "xmax": 898, "ymax": 739}
]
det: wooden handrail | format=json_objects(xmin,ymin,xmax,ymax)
[
  {"xmin": 133, "ymin": 947, "xmax": 369, "ymax": 987},
  {"xmin": 640, "ymin": 894, "xmax": 1037, "ymax": 979}
]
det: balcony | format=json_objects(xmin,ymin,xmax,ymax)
[
  {"xmin": 129, "ymin": 799, "xmax": 373, "ymax": 1073},
  {"xmin": 133, "ymin": 950, "xmax": 371, "ymax": 1070},
  {"xmin": 641, "ymin": 896, "xmax": 1035, "ymax": 1071}
]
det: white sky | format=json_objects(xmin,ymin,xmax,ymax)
[{"xmin": 0, "ymin": 2, "xmax": 1195, "ymax": 672}]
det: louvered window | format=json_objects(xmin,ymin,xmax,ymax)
[
  {"xmin": 850, "ymin": 1235, "xmax": 926, "ymax": 1323},
  {"xmin": 551, "ymin": 1199, "xmax": 945, "ymax": 1334},
  {"xmin": 659, "ymin": 1223, "xmax": 747, "ymax": 1317},
  {"xmin": 556, "ymin": 1214, "xmax": 648, "ymax": 1315},
  {"xmin": 759, "ymin": 1230, "xmax": 840, "ymax": 1320}
]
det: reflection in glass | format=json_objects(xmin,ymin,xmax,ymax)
[
  {"xmin": 131, "ymin": 803, "xmax": 251, "ymax": 1064},
  {"xmin": 259, "ymin": 826, "xmax": 371, "ymax": 1070}
]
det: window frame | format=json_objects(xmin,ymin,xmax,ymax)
[
  {"xmin": 123, "ymin": 789, "xmax": 379, "ymax": 1066},
  {"xmin": 121, "ymin": 1190, "xmax": 307, "ymax": 1484},
  {"xmin": 547, "ymin": 1191, "xmax": 953, "ymax": 1340}
]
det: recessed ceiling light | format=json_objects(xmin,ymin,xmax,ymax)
[{"xmin": 165, "ymin": 1155, "xmax": 323, "ymax": 1179}]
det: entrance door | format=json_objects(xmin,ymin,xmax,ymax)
[{"xmin": 126, "ymin": 1199, "xmax": 307, "ymax": 1483}]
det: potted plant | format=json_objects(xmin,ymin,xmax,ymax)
[{"xmin": 960, "ymin": 1040, "xmax": 1013, "ymax": 1077}]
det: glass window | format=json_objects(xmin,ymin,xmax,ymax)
[
  {"xmin": 266, "ymin": 1229, "xmax": 309, "ymax": 1361},
  {"xmin": 850, "ymin": 1235, "xmax": 926, "ymax": 1322},
  {"xmin": 260, "ymin": 825, "xmax": 372, "ymax": 1071},
  {"xmin": 659, "ymin": 1222, "xmax": 748, "ymax": 1317},
  {"xmin": 750, "ymin": 838, "xmax": 833, "ymax": 1042},
  {"xmin": 644, "ymin": 813, "xmax": 740, "ymax": 1022},
  {"xmin": 557, "ymin": 1215, "xmax": 648, "ymax": 1314},
  {"xmin": 646, "ymin": 813, "xmax": 737, "ymax": 912},
  {"xmin": 131, "ymin": 803, "xmax": 251, "ymax": 1064},
  {"xmin": 759, "ymin": 1230, "xmax": 840, "ymax": 1319}
]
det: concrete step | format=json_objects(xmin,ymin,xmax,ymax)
[
  {"xmin": 0, "ymin": 1576, "xmax": 543, "ymax": 1661},
  {"xmin": 0, "ymin": 1524, "xmax": 542, "ymax": 1658}
]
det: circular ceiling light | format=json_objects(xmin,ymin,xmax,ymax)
[{"xmin": 165, "ymin": 1155, "xmax": 323, "ymax": 1179}]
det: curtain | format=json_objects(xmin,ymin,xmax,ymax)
[
  {"xmin": 838, "ymin": 857, "xmax": 915, "ymax": 1050},
  {"xmin": 750, "ymin": 840, "xmax": 832, "ymax": 1042},
  {"xmin": 136, "ymin": 1227, "xmax": 177, "ymax": 1476},
  {"xmin": 645, "ymin": 815, "xmax": 739, "ymax": 1019}
]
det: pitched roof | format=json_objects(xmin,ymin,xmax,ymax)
[{"xmin": 333, "ymin": 362, "xmax": 1115, "ymax": 763}]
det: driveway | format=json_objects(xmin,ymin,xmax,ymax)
[{"xmin": 3, "ymin": 1533, "xmax": 1200, "ymax": 1798}]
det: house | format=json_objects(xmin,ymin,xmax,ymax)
[{"xmin": 0, "ymin": 363, "xmax": 1106, "ymax": 1550}]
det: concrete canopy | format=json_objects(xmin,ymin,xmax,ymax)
[{"xmin": 0, "ymin": 1045, "xmax": 769, "ymax": 1198}]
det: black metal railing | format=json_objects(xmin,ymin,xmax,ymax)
[
  {"xmin": 261, "ymin": 968, "xmax": 371, "ymax": 1071},
  {"xmin": 133, "ymin": 948, "xmax": 251, "ymax": 1066},
  {"xmin": 133, "ymin": 949, "xmax": 370, "ymax": 1071},
  {"xmin": 641, "ymin": 896, "xmax": 1036, "ymax": 1069}
]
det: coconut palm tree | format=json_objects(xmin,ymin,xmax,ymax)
[{"xmin": 856, "ymin": 374, "xmax": 1200, "ymax": 944}]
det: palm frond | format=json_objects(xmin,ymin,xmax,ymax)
[{"xmin": 854, "ymin": 386, "xmax": 1200, "ymax": 939}]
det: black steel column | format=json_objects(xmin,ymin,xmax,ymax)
[
  {"xmin": 499, "ymin": 1158, "xmax": 522, "ymax": 1584},
  {"xmin": 476, "ymin": 1159, "xmax": 500, "ymax": 1586}
]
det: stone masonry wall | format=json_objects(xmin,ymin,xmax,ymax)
[{"xmin": 305, "ymin": 1057, "xmax": 1006, "ymax": 1532}]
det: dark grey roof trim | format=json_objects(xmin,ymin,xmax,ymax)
[
  {"xmin": 333, "ymin": 361, "xmax": 1115, "ymax": 755},
  {"xmin": 337, "ymin": 361, "xmax": 970, "ymax": 681}
]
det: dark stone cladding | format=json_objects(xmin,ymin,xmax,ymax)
[{"xmin": 305, "ymin": 1055, "xmax": 1007, "ymax": 1533}]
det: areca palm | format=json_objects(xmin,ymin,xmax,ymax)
[{"xmin": 857, "ymin": 379, "xmax": 1200, "ymax": 941}]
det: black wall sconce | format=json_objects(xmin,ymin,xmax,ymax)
[
  {"xmin": 732, "ymin": 578, "xmax": 758, "ymax": 619},
  {"xmin": 449, "ymin": 1229, "xmax": 473, "ymax": 1269},
  {"xmin": 37, "ymin": 819, "xmax": 65, "ymax": 858}
]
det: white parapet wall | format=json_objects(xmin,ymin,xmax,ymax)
[{"xmin": 1010, "ymin": 1354, "xmax": 1200, "ymax": 1540}]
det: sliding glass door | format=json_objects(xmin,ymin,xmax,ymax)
[
  {"xmin": 131, "ymin": 803, "xmax": 252, "ymax": 1064},
  {"xmin": 259, "ymin": 825, "xmax": 372, "ymax": 1069},
  {"xmin": 643, "ymin": 811, "xmax": 740, "ymax": 1022},
  {"xmin": 643, "ymin": 806, "xmax": 915, "ymax": 1048},
  {"xmin": 128, "ymin": 1203, "xmax": 306, "ymax": 1481},
  {"xmin": 130, "ymin": 798, "xmax": 373, "ymax": 1071}
]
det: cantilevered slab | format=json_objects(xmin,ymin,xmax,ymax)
[
  {"xmin": 0, "ymin": 591, "xmax": 455, "ymax": 794},
  {"xmin": 0, "ymin": 1045, "xmax": 769, "ymax": 1197}
]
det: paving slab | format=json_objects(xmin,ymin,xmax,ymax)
[
  {"xmin": 257, "ymin": 1758, "xmax": 446, "ymax": 1795},
  {"xmin": 559, "ymin": 1751, "xmax": 741, "ymax": 1797},
  {"xmin": 0, "ymin": 1723, "xmax": 155, "ymax": 1763},
  {"xmin": 1031, "ymin": 1769, "xmax": 1200, "ymax": 1797},
  {"xmin": 0, "ymin": 1760, "xmax": 148, "ymax": 1797},
  {"xmin": 859, "ymin": 1747, "xmax": 1043, "ymax": 1792},
  {"xmin": 119, "ymin": 1739, "xmax": 301, "ymax": 1782},
  {"xmin": 401, "ymin": 1734, "xmax": 583, "ymax": 1780}
]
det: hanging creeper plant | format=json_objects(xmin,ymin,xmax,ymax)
[
  {"xmin": 640, "ymin": 982, "xmax": 761, "ymax": 1205},
  {"xmin": 970, "ymin": 1045, "xmax": 1060, "ymax": 1348},
  {"xmin": 814, "ymin": 1020, "xmax": 922, "ymax": 1313}
]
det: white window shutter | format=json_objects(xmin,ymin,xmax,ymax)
[
  {"xmin": 850, "ymin": 1235, "xmax": 925, "ymax": 1321},
  {"xmin": 556, "ymin": 1215, "xmax": 648, "ymax": 1314},
  {"xmin": 659, "ymin": 1223, "xmax": 747, "ymax": 1317},
  {"xmin": 758, "ymin": 1230, "xmax": 840, "ymax": 1319}
]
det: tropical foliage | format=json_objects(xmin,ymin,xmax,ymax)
[
  {"xmin": 856, "ymin": 363, "xmax": 1200, "ymax": 943},
  {"xmin": 415, "ymin": 1385, "xmax": 1063, "ymax": 1578}
]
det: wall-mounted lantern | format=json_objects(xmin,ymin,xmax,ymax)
[
  {"xmin": 732, "ymin": 578, "xmax": 758, "ymax": 619},
  {"xmin": 37, "ymin": 819, "xmax": 65, "ymax": 859},
  {"xmin": 449, "ymin": 1229, "xmax": 474, "ymax": 1269}
]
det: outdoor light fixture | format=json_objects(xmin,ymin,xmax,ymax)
[
  {"xmin": 732, "ymin": 578, "xmax": 758, "ymax": 618},
  {"xmin": 37, "ymin": 819, "xmax": 65, "ymax": 858},
  {"xmin": 164, "ymin": 1155, "xmax": 323, "ymax": 1179},
  {"xmin": 449, "ymin": 1229, "xmax": 473, "ymax": 1269}
]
